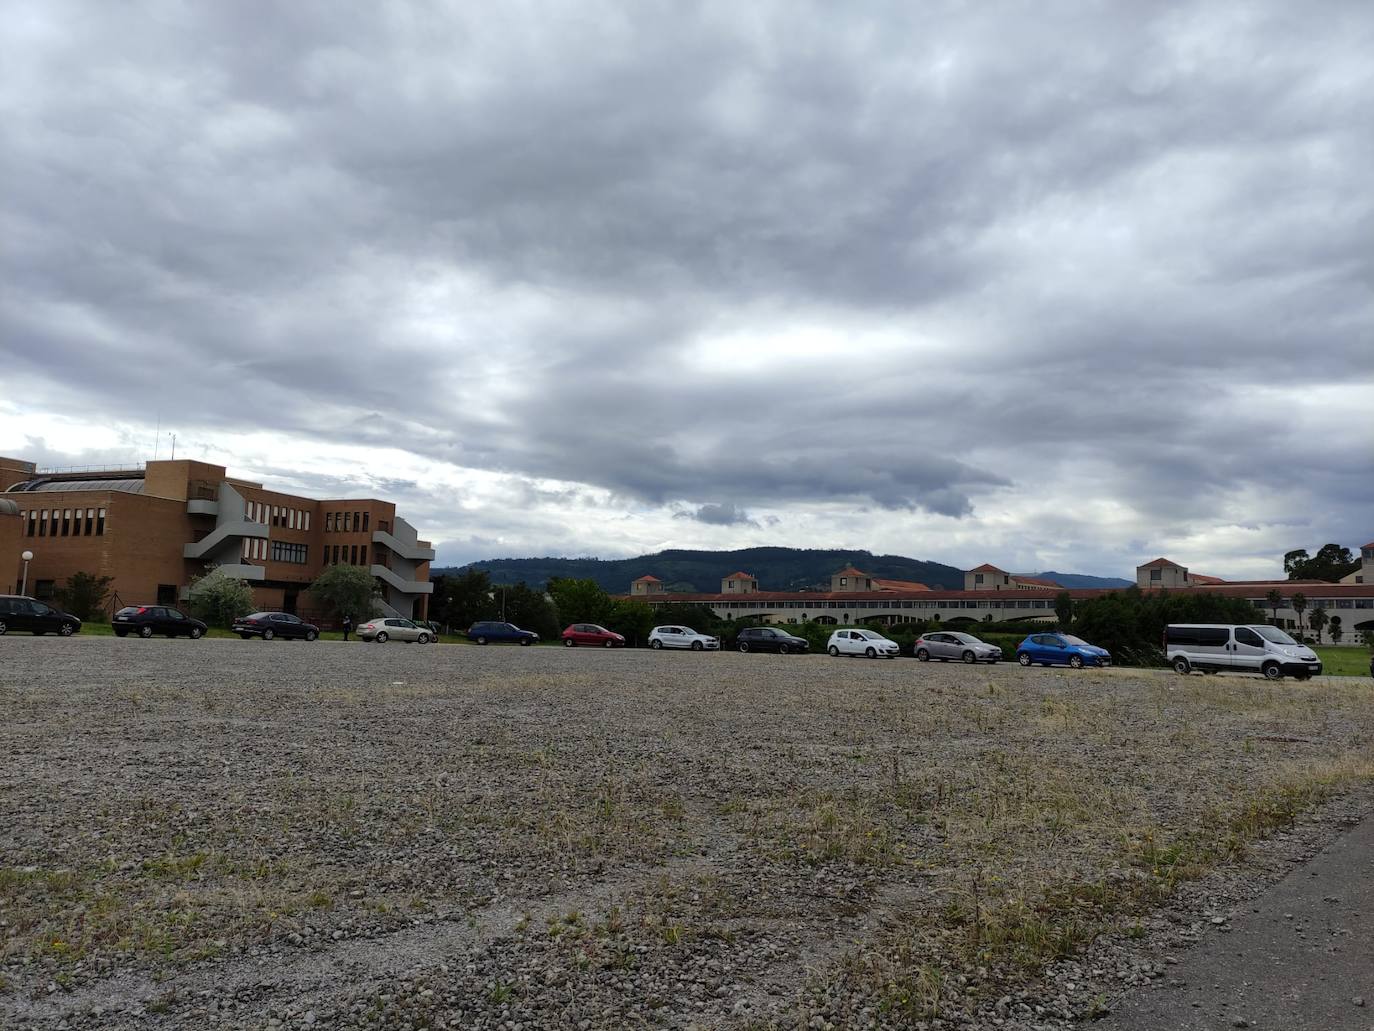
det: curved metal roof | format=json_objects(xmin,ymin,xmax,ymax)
[{"xmin": 6, "ymin": 477, "xmax": 146, "ymax": 494}]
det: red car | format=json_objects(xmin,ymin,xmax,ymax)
[{"xmin": 560, "ymin": 623, "xmax": 626, "ymax": 647}]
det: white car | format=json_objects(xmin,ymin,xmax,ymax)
[
  {"xmin": 648, "ymin": 625, "xmax": 719, "ymax": 651},
  {"xmin": 358, "ymin": 617, "xmax": 432, "ymax": 644},
  {"xmin": 827, "ymin": 628, "xmax": 900, "ymax": 658}
]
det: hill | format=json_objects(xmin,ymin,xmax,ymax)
[
  {"xmin": 437, "ymin": 547, "xmax": 968, "ymax": 593},
  {"xmin": 1031, "ymin": 570, "xmax": 1133, "ymax": 589}
]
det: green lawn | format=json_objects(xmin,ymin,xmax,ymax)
[{"xmin": 1313, "ymin": 646, "xmax": 1374, "ymax": 677}]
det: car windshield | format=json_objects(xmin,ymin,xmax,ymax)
[
  {"xmin": 1061, "ymin": 635, "xmax": 1091, "ymax": 647},
  {"xmin": 1253, "ymin": 625, "xmax": 1298, "ymax": 645}
]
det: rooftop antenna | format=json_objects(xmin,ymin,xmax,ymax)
[
  {"xmin": 169, "ymin": 432, "xmax": 177, "ymax": 460},
  {"xmin": 153, "ymin": 413, "xmax": 161, "ymax": 460}
]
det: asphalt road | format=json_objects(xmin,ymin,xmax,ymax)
[{"xmin": 1101, "ymin": 813, "xmax": 1374, "ymax": 1031}]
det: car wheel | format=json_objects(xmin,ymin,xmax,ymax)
[
  {"xmin": 1173, "ymin": 656, "xmax": 1191, "ymax": 675},
  {"xmin": 376, "ymin": 631, "xmax": 389, "ymax": 643},
  {"xmin": 189, "ymin": 626, "xmax": 203, "ymax": 639},
  {"xmin": 738, "ymin": 642, "xmax": 750, "ymax": 653},
  {"xmin": 691, "ymin": 641, "xmax": 703, "ymax": 651},
  {"xmin": 828, "ymin": 645, "xmax": 839, "ymax": 656},
  {"xmin": 866, "ymin": 647, "xmax": 877, "ymax": 659},
  {"xmin": 564, "ymin": 638, "xmax": 575, "ymax": 647},
  {"xmin": 476, "ymin": 636, "xmax": 487, "ymax": 645},
  {"xmin": 1262, "ymin": 662, "xmax": 1283, "ymax": 681},
  {"xmin": 418, "ymin": 633, "xmax": 430, "ymax": 644},
  {"xmin": 139, "ymin": 626, "xmax": 154, "ymax": 639},
  {"xmin": 1069, "ymin": 654, "xmax": 1084, "ymax": 669},
  {"xmin": 520, "ymin": 638, "xmax": 532, "ymax": 646},
  {"xmin": 59, "ymin": 622, "xmax": 76, "ymax": 636},
  {"xmin": 778, "ymin": 643, "xmax": 790, "ymax": 655},
  {"xmin": 262, "ymin": 628, "xmax": 275, "ymax": 641},
  {"xmin": 650, "ymin": 640, "xmax": 662, "ymax": 649},
  {"xmin": 604, "ymin": 640, "xmax": 614, "ymax": 648},
  {"xmin": 1017, "ymin": 652, "xmax": 1032, "ymax": 666},
  {"xmin": 305, "ymin": 630, "xmax": 318, "ymax": 642},
  {"xmin": 0, "ymin": 620, "xmax": 7, "ymax": 635},
  {"xmin": 915, "ymin": 648, "xmax": 929, "ymax": 661},
  {"xmin": 960, "ymin": 650, "xmax": 974, "ymax": 664}
]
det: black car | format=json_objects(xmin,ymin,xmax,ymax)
[
  {"xmin": 113, "ymin": 605, "xmax": 207, "ymax": 639},
  {"xmin": 0, "ymin": 595, "xmax": 82, "ymax": 636},
  {"xmin": 735, "ymin": 626, "xmax": 809, "ymax": 654},
  {"xmin": 232, "ymin": 611, "xmax": 320, "ymax": 641}
]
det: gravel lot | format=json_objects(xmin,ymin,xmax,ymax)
[{"xmin": 2, "ymin": 637, "xmax": 1372, "ymax": 1030}]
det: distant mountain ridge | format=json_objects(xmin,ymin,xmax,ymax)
[
  {"xmin": 438, "ymin": 547, "xmax": 966, "ymax": 593},
  {"xmin": 434, "ymin": 549, "xmax": 1132, "ymax": 593},
  {"xmin": 1029, "ymin": 570, "xmax": 1133, "ymax": 589}
]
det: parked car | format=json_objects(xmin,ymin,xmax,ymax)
[
  {"xmin": 0, "ymin": 595, "xmax": 82, "ymax": 636},
  {"xmin": 415, "ymin": 619, "xmax": 442, "ymax": 641},
  {"xmin": 467, "ymin": 621, "xmax": 538, "ymax": 645},
  {"xmin": 1165, "ymin": 624, "xmax": 1322, "ymax": 680},
  {"xmin": 232, "ymin": 611, "xmax": 320, "ymax": 641},
  {"xmin": 648, "ymin": 625, "xmax": 719, "ymax": 651},
  {"xmin": 113, "ymin": 605, "xmax": 207, "ymax": 639},
  {"xmin": 736, "ymin": 626, "xmax": 809, "ymax": 654},
  {"xmin": 358, "ymin": 617, "xmax": 432, "ymax": 643},
  {"xmin": 913, "ymin": 631, "xmax": 1002, "ymax": 664},
  {"xmin": 1015, "ymin": 632, "xmax": 1110, "ymax": 669},
  {"xmin": 561, "ymin": 623, "xmax": 625, "ymax": 647},
  {"xmin": 827, "ymin": 628, "xmax": 900, "ymax": 658}
]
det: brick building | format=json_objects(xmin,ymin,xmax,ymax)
[{"xmin": 0, "ymin": 457, "xmax": 433, "ymax": 621}]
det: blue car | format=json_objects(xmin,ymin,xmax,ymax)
[
  {"xmin": 467, "ymin": 620, "xmax": 539, "ymax": 646},
  {"xmin": 1016, "ymin": 632, "xmax": 1111, "ymax": 669}
]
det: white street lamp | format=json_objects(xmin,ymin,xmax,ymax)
[{"xmin": 20, "ymin": 549, "xmax": 33, "ymax": 596}]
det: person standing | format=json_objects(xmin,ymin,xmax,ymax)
[{"xmin": 342, "ymin": 613, "xmax": 353, "ymax": 642}]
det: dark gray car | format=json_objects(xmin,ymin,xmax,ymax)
[{"xmin": 913, "ymin": 631, "xmax": 1002, "ymax": 664}]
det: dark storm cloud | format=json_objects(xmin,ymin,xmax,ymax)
[
  {"xmin": 679, "ymin": 503, "xmax": 756, "ymax": 527},
  {"xmin": 2, "ymin": 0, "xmax": 1371, "ymax": 557}
]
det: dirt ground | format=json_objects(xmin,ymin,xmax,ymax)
[{"xmin": 2, "ymin": 637, "xmax": 1372, "ymax": 1030}]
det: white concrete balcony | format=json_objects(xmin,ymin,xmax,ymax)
[
  {"xmin": 371, "ymin": 564, "xmax": 434, "ymax": 595},
  {"xmin": 187, "ymin": 498, "xmax": 219, "ymax": 516},
  {"xmin": 372, "ymin": 530, "xmax": 435, "ymax": 562},
  {"xmin": 183, "ymin": 519, "xmax": 268, "ymax": 560}
]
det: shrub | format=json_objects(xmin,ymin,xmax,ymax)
[
  {"xmin": 187, "ymin": 568, "xmax": 254, "ymax": 628},
  {"xmin": 308, "ymin": 565, "xmax": 382, "ymax": 622},
  {"xmin": 55, "ymin": 571, "xmax": 114, "ymax": 621}
]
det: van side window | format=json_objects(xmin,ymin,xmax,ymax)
[
  {"xmin": 1198, "ymin": 627, "xmax": 1230, "ymax": 647},
  {"xmin": 1235, "ymin": 627, "xmax": 1263, "ymax": 647}
]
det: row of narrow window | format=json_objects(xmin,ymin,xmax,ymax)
[
  {"xmin": 245, "ymin": 501, "xmax": 310, "ymax": 531},
  {"xmin": 23, "ymin": 508, "xmax": 106, "ymax": 538},
  {"xmin": 325, "ymin": 511, "xmax": 369, "ymax": 533}
]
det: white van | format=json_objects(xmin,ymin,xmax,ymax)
[{"xmin": 1165, "ymin": 624, "xmax": 1322, "ymax": 680}]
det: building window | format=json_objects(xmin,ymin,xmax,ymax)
[
  {"xmin": 157, "ymin": 584, "xmax": 177, "ymax": 606},
  {"xmin": 342, "ymin": 512, "xmax": 351, "ymax": 532},
  {"xmin": 362, "ymin": 512, "xmax": 369, "ymax": 532},
  {"xmin": 26, "ymin": 511, "xmax": 36, "ymax": 537},
  {"xmin": 35, "ymin": 579, "xmax": 55, "ymax": 600},
  {"xmin": 839, "ymin": 577, "xmax": 847, "ymax": 587},
  {"xmin": 326, "ymin": 512, "xmax": 334, "ymax": 533},
  {"xmin": 271, "ymin": 541, "xmax": 308, "ymax": 564},
  {"xmin": 353, "ymin": 511, "xmax": 361, "ymax": 532},
  {"xmin": 60, "ymin": 509, "xmax": 71, "ymax": 536},
  {"xmin": 1336, "ymin": 599, "xmax": 1352, "ymax": 609},
  {"xmin": 39, "ymin": 510, "xmax": 48, "ymax": 537},
  {"xmin": 361, "ymin": 545, "xmax": 369, "ymax": 566},
  {"xmin": 350, "ymin": 544, "xmax": 358, "ymax": 565},
  {"xmin": 975, "ymin": 573, "xmax": 983, "ymax": 584},
  {"xmin": 85, "ymin": 509, "xmax": 94, "ymax": 535},
  {"xmin": 303, "ymin": 511, "xmax": 311, "ymax": 531},
  {"xmin": 1150, "ymin": 568, "xmax": 1162, "ymax": 581},
  {"xmin": 288, "ymin": 509, "xmax": 295, "ymax": 530}
]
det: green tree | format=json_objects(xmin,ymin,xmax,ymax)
[
  {"xmin": 1307, "ymin": 605, "xmax": 1328, "ymax": 643},
  {"xmin": 55, "ymin": 571, "xmax": 114, "ymax": 621},
  {"xmin": 1265, "ymin": 588, "xmax": 1284, "ymax": 624},
  {"xmin": 429, "ymin": 569, "xmax": 498, "ymax": 630},
  {"xmin": 498, "ymin": 581, "xmax": 560, "ymax": 639},
  {"xmin": 606, "ymin": 599, "xmax": 656, "ymax": 646},
  {"xmin": 309, "ymin": 565, "xmax": 382, "ymax": 622},
  {"xmin": 547, "ymin": 577, "xmax": 613, "ymax": 627},
  {"xmin": 1290, "ymin": 592, "xmax": 1307, "ymax": 636},
  {"xmin": 1328, "ymin": 615, "xmax": 1343, "ymax": 644},
  {"xmin": 1284, "ymin": 544, "xmax": 1360, "ymax": 582},
  {"xmin": 1054, "ymin": 591, "xmax": 1074, "ymax": 628},
  {"xmin": 187, "ymin": 568, "xmax": 254, "ymax": 628}
]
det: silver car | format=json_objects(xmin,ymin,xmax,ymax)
[
  {"xmin": 358, "ymin": 617, "xmax": 432, "ymax": 644},
  {"xmin": 913, "ymin": 631, "xmax": 1002, "ymax": 664}
]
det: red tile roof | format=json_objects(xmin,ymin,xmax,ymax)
[
  {"xmin": 723, "ymin": 571, "xmax": 756, "ymax": 581},
  {"xmin": 1140, "ymin": 557, "xmax": 1183, "ymax": 568},
  {"xmin": 873, "ymin": 578, "xmax": 931, "ymax": 592},
  {"xmin": 969, "ymin": 563, "xmax": 1006, "ymax": 574},
  {"xmin": 1012, "ymin": 576, "xmax": 1060, "ymax": 588},
  {"xmin": 633, "ymin": 574, "xmax": 661, "ymax": 582},
  {"xmin": 1188, "ymin": 573, "xmax": 1226, "ymax": 584}
]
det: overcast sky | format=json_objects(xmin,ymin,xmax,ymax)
[{"xmin": 3, "ymin": 1, "xmax": 1371, "ymax": 580}]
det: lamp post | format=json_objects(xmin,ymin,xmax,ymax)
[{"xmin": 20, "ymin": 549, "xmax": 33, "ymax": 596}]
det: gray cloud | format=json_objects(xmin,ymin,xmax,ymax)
[{"xmin": 2, "ymin": 1, "xmax": 1372, "ymax": 573}]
